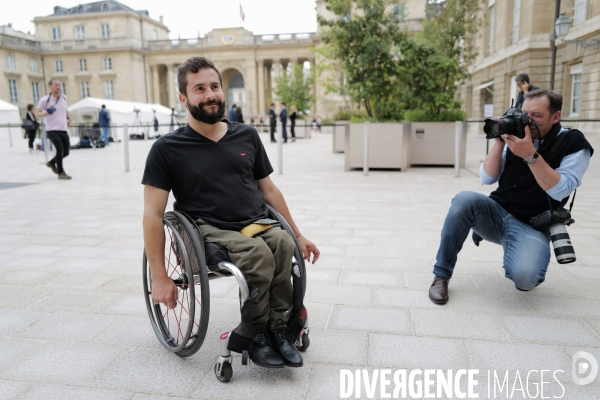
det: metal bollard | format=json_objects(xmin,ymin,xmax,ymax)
[
  {"xmin": 8, "ymin": 123, "xmax": 13, "ymax": 147},
  {"xmin": 123, "ymin": 124, "xmax": 130, "ymax": 173},
  {"xmin": 454, "ymin": 121, "xmax": 462, "ymax": 178},
  {"xmin": 363, "ymin": 122, "xmax": 370, "ymax": 176},
  {"xmin": 42, "ymin": 126, "xmax": 49, "ymax": 163},
  {"xmin": 277, "ymin": 122, "xmax": 283, "ymax": 175}
]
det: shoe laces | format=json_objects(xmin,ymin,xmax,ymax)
[
  {"xmin": 272, "ymin": 327, "xmax": 293, "ymax": 345},
  {"xmin": 255, "ymin": 332, "xmax": 273, "ymax": 348}
]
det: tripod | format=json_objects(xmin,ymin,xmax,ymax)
[{"xmin": 130, "ymin": 109, "xmax": 146, "ymax": 139}]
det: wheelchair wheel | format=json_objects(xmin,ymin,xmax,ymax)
[
  {"xmin": 214, "ymin": 361, "xmax": 233, "ymax": 383},
  {"xmin": 143, "ymin": 211, "xmax": 210, "ymax": 357},
  {"xmin": 297, "ymin": 332, "xmax": 310, "ymax": 352}
]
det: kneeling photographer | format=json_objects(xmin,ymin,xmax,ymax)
[{"xmin": 429, "ymin": 90, "xmax": 594, "ymax": 305}]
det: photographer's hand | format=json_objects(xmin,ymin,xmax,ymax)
[{"xmin": 504, "ymin": 128, "xmax": 560, "ymax": 191}]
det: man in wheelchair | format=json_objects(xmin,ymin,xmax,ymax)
[{"xmin": 142, "ymin": 57, "xmax": 320, "ymax": 369}]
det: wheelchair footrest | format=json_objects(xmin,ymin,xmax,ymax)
[{"xmin": 226, "ymin": 329, "xmax": 254, "ymax": 355}]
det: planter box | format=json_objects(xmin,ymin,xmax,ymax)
[
  {"xmin": 344, "ymin": 122, "xmax": 409, "ymax": 171},
  {"xmin": 332, "ymin": 121, "xmax": 349, "ymax": 153},
  {"xmin": 408, "ymin": 122, "xmax": 467, "ymax": 167}
]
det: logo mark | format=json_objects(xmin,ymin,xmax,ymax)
[
  {"xmin": 572, "ymin": 351, "xmax": 598, "ymax": 385},
  {"xmin": 240, "ymin": 153, "xmax": 246, "ymax": 156}
]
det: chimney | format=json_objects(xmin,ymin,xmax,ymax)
[{"xmin": 159, "ymin": 16, "xmax": 164, "ymax": 24}]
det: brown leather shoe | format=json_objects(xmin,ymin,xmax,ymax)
[
  {"xmin": 58, "ymin": 172, "xmax": 72, "ymax": 180},
  {"xmin": 46, "ymin": 162, "xmax": 58, "ymax": 174},
  {"xmin": 429, "ymin": 275, "xmax": 449, "ymax": 305}
]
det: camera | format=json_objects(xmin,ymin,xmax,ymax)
[
  {"xmin": 47, "ymin": 106, "xmax": 56, "ymax": 115},
  {"xmin": 531, "ymin": 208, "xmax": 576, "ymax": 264},
  {"xmin": 483, "ymin": 104, "xmax": 535, "ymax": 140}
]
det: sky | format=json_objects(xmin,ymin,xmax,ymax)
[{"xmin": 2, "ymin": 0, "xmax": 318, "ymax": 38}]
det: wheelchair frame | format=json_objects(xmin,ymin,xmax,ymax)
[{"xmin": 142, "ymin": 205, "xmax": 309, "ymax": 382}]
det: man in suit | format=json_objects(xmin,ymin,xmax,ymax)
[
  {"xmin": 268, "ymin": 103, "xmax": 277, "ymax": 143},
  {"xmin": 229, "ymin": 103, "xmax": 237, "ymax": 121},
  {"xmin": 515, "ymin": 74, "xmax": 540, "ymax": 109},
  {"xmin": 99, "ymin": 104, "xmax": 111, "ymax": 145},
  {"xmin": 280, "ymin": 102, "xmax": 288, "ymax": 143}
]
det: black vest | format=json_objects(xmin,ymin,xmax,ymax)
[{"xmin": 489, "ymin": 123, "xmax": 594, "ymax": 224}]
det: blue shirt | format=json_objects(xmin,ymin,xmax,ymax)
[
  {"xmin": 229, "ymin": 108, "xmax": 235, "ymax": 121},
  {"xmin": 480, "ymin": 128, "xmax": 592, "ymax": 201},
  {"xmin": 98, "ymin": 109, "xmax": 110, "ymax": 127}
]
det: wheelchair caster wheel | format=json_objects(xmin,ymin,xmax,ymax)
[
  {"xmin": 296, "ymin": 332, "xmax": 310, "ymax": 352},
  {"xmin": 215, "ymin": 361, "xmax": 233, "ymax": 383}
]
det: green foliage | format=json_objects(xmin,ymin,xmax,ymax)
[
  {"xmin": 404, "ymin": 109, "xmax": 467, "ymax": 122},
  {"xmin": 319, "ymin": 0, "xmax": 484, "ymax": 121},
  {"xmin": 274, "ymin": 64, "xmax": 314, "ymax": 114},
  {"xmin": 319, "ymin": 0, "xmax": 408, "ymax": 121}
]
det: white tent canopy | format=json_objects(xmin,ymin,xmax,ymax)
[
  {"xmin": 68, "ymin": 97, "xmax": 180, "ymax": 140},
  {"xmin": 0, "ymin": 99, "xmax": 22, "ymax": 144}
]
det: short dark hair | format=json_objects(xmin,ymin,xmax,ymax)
[
  {"xmin": 270, "ymin": 103, "xmax": 275, "ymax": 107},
  {"xmin": 48, "ymin": 78, "xmax": 60, "ymax": 85},
  {"xmin": 177, "ymin": 57, "xmax": 222, "ymax": 95},
  {"xmin": 281, "ymin": 102, "xmax": 286, "ymax": 106},
  {"xmin": 27, "ymin": 104, "xmax": 34, "ymax": 111},
  {"xmin": 232, "ymin": 103, "xmax": 236, "ymax": 108},
  {"xmin": 515, "ymin": 73, "xmax": 530, "ymax": 84},
  {"xmin": 524, "ymin": 89, "xmax": 563, "ymax": 114},
  {"xmin": 101, "ymin": 104, "xmax": 106, "ymax": 109}
]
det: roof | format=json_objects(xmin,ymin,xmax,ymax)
[
  {"xmin": 51, "ymin": 1, "xmax": 149, "ymax": 17},
  {"xmin": 0, "ymin": 99, "xmax": 19, "ymax": 112}
]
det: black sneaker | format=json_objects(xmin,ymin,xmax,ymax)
[
  {"xmin": 251, "ymin": 332, "xmax": 284, "ymax": 369},
  {"xmin": 269, "ymin": 327, "xmax": 303, "ymax": 367}
]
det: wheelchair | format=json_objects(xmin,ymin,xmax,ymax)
[{"xmin": 142, "ymin": 205, "xmax": 310, "ymax": 382}]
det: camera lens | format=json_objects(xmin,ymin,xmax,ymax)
[{"xmin": 549, "ymin": 224, "xmax": 576, "ymax": 264}]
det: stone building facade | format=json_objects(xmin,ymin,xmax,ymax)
[{"xmin": 460, "ymin": 0, "xmax": 600, "ymax": 122}]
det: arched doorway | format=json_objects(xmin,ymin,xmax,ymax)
[{"xmin": 222, "ymin": 69, "xmax": 245, "ymax": 115}]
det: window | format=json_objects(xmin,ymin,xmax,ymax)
[
  {"xmin": 52, "ymin": 27, "xmax": 61, "ymax": 40},
  {"xmin": 512, "ymin": 0, "xmax": 520, "ymax": 44},
  {"xmin": 61, "ymin": 82, "xmax": 67, "ymax": 95},
  {"xmin": 78, "ymin": 59, "xmax": 87, "ymax": 71},
  {"xmin": 574, "ymin": 0, "xmax": 586, "ymax": 25},
  {"xmin": 6, "ymin": 55, "xmax": 15, "ymax": 70},
  {"xmin": 75, "ymin": 25, "xmax": 85, "ymax": 40},
  {"xmin": 488, "ymin": 6, "xmax": 495, "ymax": 55},
  {"xmin": 80, "ymin": 81, "xmax": 90, "ymax": 98},
  {"xmin": 102, "ymin": 58, "xmax": 112, "ymax": 70},
  {"xmin": 101, "ymin": 23, "xmax": 110, "ymax": 38},
  {"xmin": 30, "ymin": 59, "xmax": 38, "ymax": 73},
  {"xmin": 9, "ymin": 79, "xmax": 19, "ymax": 104},
  {"xmin": 32, "ymin": 82, "xmax": 41, "ymax": 103},
  {"xmin": 55, "ymin": 59, "xmax": 63, "ymax": 72},
  {"xmin": 570, "ymin": 64, "xmax": 583, "ymax": 115},
  {"xmin": 394, "ymin": 4, "xmax": 407, "ymax": 20},
  {"xmin": 104, "ymin": 80, "xmax": 114, "ymax": 99}
]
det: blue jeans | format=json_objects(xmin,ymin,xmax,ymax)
[
  {"xmin": 433, "ymin": 191, "xmax": 551, "ymax": 290},
  {"xmin": 100, "ymin": 127, "xmax": 110, "ymax": 145}
]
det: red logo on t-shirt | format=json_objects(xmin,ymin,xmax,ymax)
[{"xmin": 240, "ymin": 153, "xmax": 246, "ymax": 156}]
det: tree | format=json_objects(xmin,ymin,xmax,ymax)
[
  {"xmin": 318, "ymin": 0, "xmax": 408, "ymax": 121},
  {"xmin": 401, "ymin": 0, "xmax": 484, "ymax": 115},
  {"xmin": 274, "ymin": 64, "xmax": 314, "ymax": 114}
]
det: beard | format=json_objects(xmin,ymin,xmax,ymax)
[{"xmin": 187, "ymin": 98, "xmax": 226, "ymax": 124}]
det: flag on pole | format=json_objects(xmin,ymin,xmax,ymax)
[{"xmin": 240, "ymin": 4, "xmax": 245, "ymax": 21}]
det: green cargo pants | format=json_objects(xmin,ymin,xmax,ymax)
[{"xmin": 196, "ymin": 219, "xmax": 295, "ymax": 334}]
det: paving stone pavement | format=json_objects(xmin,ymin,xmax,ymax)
[{"xmin": 0, "ymin": 128, "xmax": 599, "ymax": 400}]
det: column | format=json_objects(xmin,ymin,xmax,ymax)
[
  {"xmin": 151, "ymin": 65, "xmax": 160, "ymax": 104},
  {"xmin": 166, "ymin": 64, "xmax": 175, "ymax": 109},
  {"xmin": 311, "ymin": 58, "xmax": 317, "ymax": 115},
  {"xmin": 257, "ymin": 60, "xmax": 265, "ymax": 115}
]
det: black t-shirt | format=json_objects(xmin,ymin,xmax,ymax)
[{"xmin": 141, "ymin": 120, "xmax": 274, "ymax": 231}]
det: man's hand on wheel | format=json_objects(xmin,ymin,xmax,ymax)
[{"xmin": 152, "ymin": 275, "xmax": 178, "ymax": 309}]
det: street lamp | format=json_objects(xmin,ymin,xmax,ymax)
[{"xmin": 554, "ymin": 13, "xmax": 600, "ymax": 51}]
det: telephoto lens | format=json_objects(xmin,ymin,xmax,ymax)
[{"xmin": 549, "ymin": 224, "xmax": 576, "ymax": 264}]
